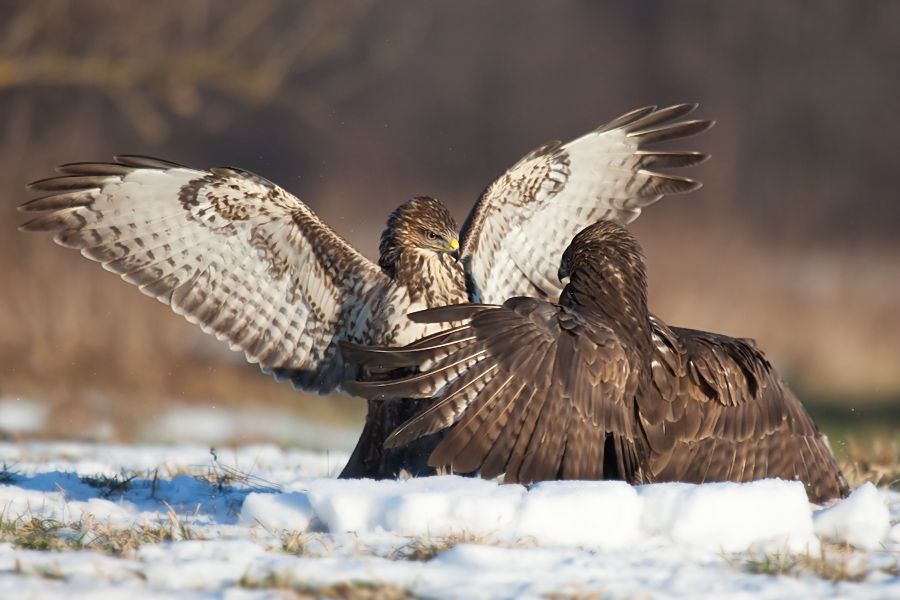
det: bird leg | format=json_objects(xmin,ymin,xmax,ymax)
[{"xmin": 339, "ymin": 397, "xmax": 444, "ymax": 479}]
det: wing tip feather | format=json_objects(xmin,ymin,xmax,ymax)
[
  {"xmin": 627, "ymin": 119, "xmax": 715, "ymax": 144},
  {"xmin": 595, "ymin": 105, "xmax": 658, "ymax": 133},
  {"xmin": 113, "ymin": 155, "xmax": 186, "ymax": 169},
  {"xmin": 637, "ymin": 169, "xmax": 704, "ymax": 194},
  {"xmin": 408, "ymin": 303, "xmax": 497, "ymax": 323},
  {"xmin": 634, "ymin": 150, "xmax": 710, "ymax": 169}
]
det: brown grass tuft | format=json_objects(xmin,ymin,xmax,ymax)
[
  {"xmin": 734, "ymin": 542, "xmax": 895, "ymax": 583},
  {"xmin": 236, "ymin": 573, "xmax": 413, "ymax": 599},
  {"xmin": 0, "ymin": 511, "xmax": 202, "ymax": 558},
  {"xmin": 839, "ymin": 436, "xmax": 900, "ymax": 489}
]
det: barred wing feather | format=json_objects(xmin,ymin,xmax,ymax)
[
  {"xmin": 343, "ymin": 298, "xmax": 645, "ymax": 483},
  {"xmin": 21, "ymin": 157, "xmax": 390, "ymax": 393},
  {"xmin": 460, "ymin": 104, "xmax": 712, "ymax": 303}
]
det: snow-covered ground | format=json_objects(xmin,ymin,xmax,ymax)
[{"xmin": 0, "ymin": 442, "xmax": 896, "ymax": 599}]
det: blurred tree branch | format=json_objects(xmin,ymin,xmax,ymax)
[{"xmin": 0, "ymin": 0, "xmax": 424, "ymax": 142}]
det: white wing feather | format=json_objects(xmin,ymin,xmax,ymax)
[
  {"xmin": 460, "ymin": 104, "xmax": 713, "ymax": 303},
  {"xmin": 21, "ymin": 157, "xmax": 390, "ymax": 393}
]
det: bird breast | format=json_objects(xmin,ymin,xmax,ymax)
[{"xmin": 377, "ymin": 250, "xmax": 469, "ymax": 347}]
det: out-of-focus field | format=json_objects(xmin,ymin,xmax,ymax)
[{"xmin": 0, "ymin": 1, "xmax": 897, "ymax": 454}]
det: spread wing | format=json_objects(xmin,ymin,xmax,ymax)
[
  {"xmin": 641, "ymin": 318, "xmax": 849, "ymax": 503},
  {"xmin": 21, "ymin": 156, "xmax": 390, "ymax": 393},
  {"xmin": 342, "ymin": 298, "xmax": 646, "ymax": 483},
  {"xmin": 460, "ymin": 104, "xmax": 712, "ymax": 303}
]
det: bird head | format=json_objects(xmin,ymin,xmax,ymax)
[
  {"xmin": 379, "ymin": 196, "xmax": 460, "ymax": 275},
  {"xmin": 558, "ymin": 220, "xmax": 645, "ymax": 286}
]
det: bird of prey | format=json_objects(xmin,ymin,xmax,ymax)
[
  {"xmin": 20, "ymin": 104, "xmax": 711, "ymax": 479},
  {"xmin": 342, "ymin": 221, "xmax": 849, "ymax": 503}
]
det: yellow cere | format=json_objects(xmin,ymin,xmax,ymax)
[{"xmin": 450, "ymin": 239, "xmax": 460, "ymax": 250}]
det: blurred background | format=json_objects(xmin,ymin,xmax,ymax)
[{"xmin": 0, "ymin": 1, "xmax": 897, "ymax": 458}]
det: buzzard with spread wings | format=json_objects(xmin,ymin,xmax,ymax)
[
  {"xmin": 21, "ymin": 104, "xmax": 710, "ymax": 478},
  {"xmin": 343, "ymin": 222, "xmax": 849, "ymax": 504}
]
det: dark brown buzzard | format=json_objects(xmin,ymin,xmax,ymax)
[
  {"xmin": 342, "ymin": 221, "xmax": 849, "ymax": 503},
  {"xmin": 21, "ymin": 105, "xmax": 711, "ymax": 479}
]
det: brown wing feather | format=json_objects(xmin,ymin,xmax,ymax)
[
  {"xmin": 431, "ymin": 375, "xmax": 523, "ymax": 472},
  {"xmin": 387, "ymin": 362, "xmax": 502, "ymax": 448},
  {"xmin": 348, "ymin": 296, "xmax": 643, "ymax": 483},
  {"xmin": 643, "ymin": 318, "xmax": 849, "ymax": 503},
  {"xmin": 22, "ymin": 158, "xmax": 390, "ymax": 393}
]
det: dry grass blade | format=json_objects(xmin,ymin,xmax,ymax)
[
  {"xmin": 839, "ymin": 436, "xmax": 900, "ymax": 489},
  {"xmin": 237, "ymin": 573, "xmax": 414, "ymax": 599},
  {"xmin": 80, "ymin": 471, "xmax": 137, "ymax": 498},
  {"xmin": 0, "ymin": 510, "xmax": 203, "ymax": 558},
  {"xmin": 194, "ymin": 448, "xmax": 283, "ymax": 493},
  {"xmin": 0, "ymin": 463, "xmax": 19, "ymax": 484},
  {"xmin": 729, "ymin": 541, "xmax": 897, "ymax": 583}
]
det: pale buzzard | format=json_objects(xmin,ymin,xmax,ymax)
[
  {"xmin": 343, "ymin": 222, "xmax": 849, "ymax": 503},
  {"xmin": 21, "ymin": 104, "xmax": 711, "ymax": 478}
]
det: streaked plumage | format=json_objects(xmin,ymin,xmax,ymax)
[
  {"xmin": 21, "ymin": 105, "xmax": 711, "ymax": 479},
  {"xmin": 343, "ymin": 222, "xmax": 849, "ymax": 503}
]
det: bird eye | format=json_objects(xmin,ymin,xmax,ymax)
[{"xmin": 426, "ymin": 230, "xmax": 439, "ymax": 240}]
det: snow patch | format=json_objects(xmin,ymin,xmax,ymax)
[
  {"xmin": 249, "ymin": 476, "xmax": 820, "ymax": 552},
  {"xmin": 517, "ymin": 480, "xmax": 642, "ymax": 548},
  {"xmin": 813, "ymin": 482, "xmax": 890, "ymax": 549},
  {"xmin": 304, "ymin": 476, "xmax": 522, "ymax": 538},
  {"xmin": 0, "ymin": 397, "xmax": 48, "ymax": 434},
  {"xmin": 888, "ymin": 522, "xmax": 900, "ymax": 544},
  {"xmin": 241, "ymin": 491, "xmax": 313, "ymax": 532},
  {"xmin": 0, "ymin": 442, "xmax": 896, "ymax": 599},
  {"xmin": 639, "ymin": 479, "xmax": 816, "ymax": 552}
]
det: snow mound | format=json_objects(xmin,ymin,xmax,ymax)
[
  {"xmin": 242, "ymin": 476, "xmax": 823, "ymax": 551},
  {"xmin": 518, "ymin": 480, "xmax": 641, "ymax": 548},
  {"xmin": 813, "ymin": 482, "xmax": 890, "ymax": 549},
  {"xmin": 241, "ymin": 491, "xmax": 313, "ymax": 532},
  {"xmin": 248, "ymin": 476, "xmax": 524, "ymax": 539},
  {"xmin": 638, "ymin": 479, "xmax": 815, "ymax": 552}
]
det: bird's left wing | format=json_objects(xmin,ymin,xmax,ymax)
[
  {"xmin": 342, "ymin": 298, "xmax": 645, "ymax": 483},
  {"xmin": 459, "ymin": 104, "xmax": 712, "ymax": 303},
  {"xmin": 21, "ymin": 157, "xmax": 390, "ymax": 393}
]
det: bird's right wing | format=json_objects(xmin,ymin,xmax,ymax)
[
  {"xmin": 21, "ymin": 157, "xmax": 390, "ymax": 393},
  {"xmin": 641, "ymin": 318, "xmax": 849, "ymax": 502},
  {"xmin": 342, "ymin": 298, "xmax": 645, "ymax": 483},
  {"xmin": 459, "ymin": 104, "xmax": 712, "ymax": 303}
]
